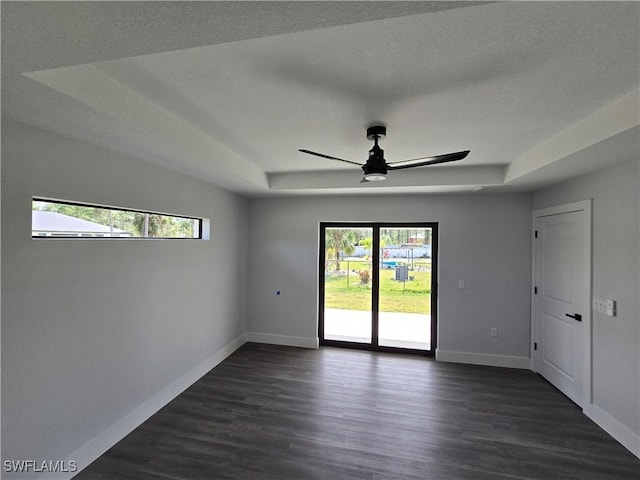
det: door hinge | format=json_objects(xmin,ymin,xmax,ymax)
[
  {"xmin": 534, "ymin": 286, "xmax": 538, "ymax": 295},
  {"xmin": 534, "ymin": 230, "xmax": 538, "ymax": 238},
  {"xmin": 534, "ymin": 342, "xmax": 538, "ymax": 351}
]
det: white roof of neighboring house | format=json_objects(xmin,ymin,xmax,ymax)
[{"xmin": 32, "ymin": 211, "xmax": 131, "ymax": 235}]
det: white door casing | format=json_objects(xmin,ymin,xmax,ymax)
[{"xmin": 532, "ymin": 200, "xmax": 591, "ymax": 409}]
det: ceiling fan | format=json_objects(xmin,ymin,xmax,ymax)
[{"xmin": 299, "ymin": 125, "xmax": 470, "ymax": 183}]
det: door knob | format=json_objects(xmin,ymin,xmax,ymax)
[{"xmin": 565, "ymin": 313, "xmax": 582, "ymax": 322}]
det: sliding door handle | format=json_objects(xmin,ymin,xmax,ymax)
[{"xmin": 565, "ymin": 313, "xmax": 582, "ymax": 322}]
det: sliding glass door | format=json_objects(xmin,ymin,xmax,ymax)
[
  {"xmin": 378, "ymin": 226, "xmax": 434, "ymax": 350},
  {"xmin": 319, "ymin": 223, "xmax": 437, "ymax": 354},
  {"xmin": 321, "ymin": 226, "xmax": 373, "ymax": 344}
]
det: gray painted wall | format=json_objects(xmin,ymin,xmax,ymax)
[
  {"xmin": 1, "ymin": 119, "xmax": 248, "ymax": 472},
  {"xmin": 247, "ymin": 193, "xmax": 533, "ymax": 359},
  {"xmin": 534, "ymin": 159, "xmax": 640, "ymax": 436}
]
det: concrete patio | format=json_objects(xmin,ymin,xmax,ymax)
[{"xmin": 324, "ymin": 308, "xmax": 431, "ymax": 350}]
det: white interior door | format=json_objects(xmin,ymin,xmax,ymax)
[{"xmin": 534, "ymin": 205, "xmax": 590, "ymax": 407}]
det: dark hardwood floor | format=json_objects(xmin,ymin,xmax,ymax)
[{"xmin": 76, "ymin": 343, "xmax": 640, "ymax": 480}]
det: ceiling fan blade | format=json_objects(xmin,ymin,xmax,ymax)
[
  {"xmin": 298, "ymin": 149, "xmax": 363, "ymax": 166},
  {"xmin": 386, "ymin": 150, "xmax": 470, "ymax": 171}
]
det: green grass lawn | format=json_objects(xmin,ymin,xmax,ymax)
[{"xmin": 324, "ymin": 260, "xmax": 431, "ymax": 314}]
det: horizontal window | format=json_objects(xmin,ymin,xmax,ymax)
[{"xmin": 32, "ymin": 198, "xmax": 207, "ymax": 239}]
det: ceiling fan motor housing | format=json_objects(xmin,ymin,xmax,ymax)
[
  {"xmin": 364, "ymin": 125, "xmax": 388, "ymax": 177},
  {"xmin": 363, "ymin": 143, "xmax": 388, "ymax": 177}
]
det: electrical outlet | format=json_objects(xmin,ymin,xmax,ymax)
[
  {"xmin": 458, "ymin": 280, "xmax": 465, "ymax": 289},
  {"xmin": 490, "ymin": 328, "xmax": 498, "ymax": 337}
]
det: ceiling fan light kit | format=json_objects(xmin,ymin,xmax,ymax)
[
  {"xmin": 363, "ymin": 172, "xmax": 387, "ymax": 182},
  {"xmin": 299, "ymin": 124, "xmax": 470, "ymax": 184}
]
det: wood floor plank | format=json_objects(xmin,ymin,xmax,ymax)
[{"xmin": 75, "ymin": 343, "xmax": 640, "ymax": 479}]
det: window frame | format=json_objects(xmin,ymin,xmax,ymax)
[{"xmin": 32, "ymin": 197, "xmax": 209, "ymax": 240}]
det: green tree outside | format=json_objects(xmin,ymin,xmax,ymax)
[{"xmin": 32, "ymin": 200, "xmax": 197, "ymax": 238}]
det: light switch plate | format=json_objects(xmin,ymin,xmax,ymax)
[
  {"xmin": 593, "ymin": 298, "xmax": 616, "ymax": 316},
  {"xmin": 593, "ymin": 299, "xmax": 605, "ymax": 313}
]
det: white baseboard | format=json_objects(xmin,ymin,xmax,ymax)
[
  {"xmin": 436, "ymin": 349, "xmax": 530, "ymax": 369},
  {"xmin": 584, "ymin": 403, "xmax": 640, "ymax": 459},
  {"xmin": 51, "ymin": 334, "xmax": 247, "ymax": 480},
  {"xmin": 246, "ymin": 332, "xmax": 319, "ymax": 349}
]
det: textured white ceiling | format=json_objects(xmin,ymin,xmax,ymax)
[{"xmin": 2, "ymin": 1, "xmax": 639, "ymax": 196}]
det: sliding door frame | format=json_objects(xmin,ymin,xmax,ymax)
[{"xmin": 319, "ymin": 222, "xmax": 438, "ymax": 356}]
